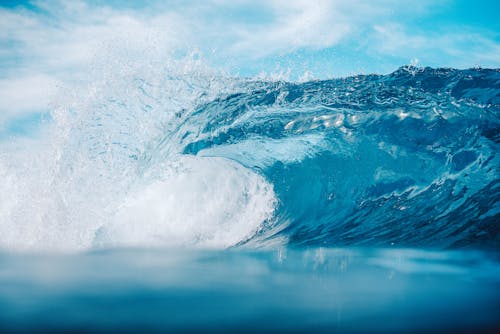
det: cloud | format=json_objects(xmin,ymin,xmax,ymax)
[
  {"xmin": 0, "ymin": 1, "xmax": 186, "ymax": 77},
  {"xmin": 0, "ymin": 74, "xmax": 57, "ymax": 135},
  {"xmin": 229, "ymin": 0, "xmax": 351, "ymax": 57},
  {"xmin": 0, "ymin": 0, "xmax": 189, "ymax": 122},
  {"xmin": 0, "ymin": 74, "xmax": 58, "ymax": 114},
  {"xmin": 0, "ymin": 0, "xmax": 499, "ymax": 124},
  {"xmin": 0, "ymin": 0, "xmax": 429, "ymax": 77},
  {"xmin": 371, "ymin": 23, "xmax": 500, "ymax": 68}
]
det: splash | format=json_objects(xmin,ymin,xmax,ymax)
[
  {"xmin": 0, "ymin": 50, "xmax": 275, "ymax": 251},
  {"xmin": 0, "ymin": 62, "xmax": 499, "ymax": 251}
]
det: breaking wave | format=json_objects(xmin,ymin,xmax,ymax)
[{"xmin": 0, "ymin": 61, "xmax": 498, "ymax": 251}]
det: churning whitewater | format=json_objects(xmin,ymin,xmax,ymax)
[{"xmin": 0, "ymin": 63, "xmax": 498, "ymax": 251}]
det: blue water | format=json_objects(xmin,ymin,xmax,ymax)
[
  {"xmin": 178, "ymin": 66, "xmax": 500, "ymax": 250},
  {"xmin": 1, "ymin": 248, "xmax": 499, "ymax": 333},
  {"xmin": 0, "ymin": 66, "xmax": 499, "ymax": 332}
]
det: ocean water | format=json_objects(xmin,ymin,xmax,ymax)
[
  {"xmin": 0, "ymin": 65, "xmax": 499, "ymax": 332},
  {"xmin": 0, "ymin": 248, "xmax": 499, "ymax": 333}
]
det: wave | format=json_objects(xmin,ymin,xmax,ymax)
[{"xmin": 0, "ymin": 64, "xmax": 499, "ymax": 251}]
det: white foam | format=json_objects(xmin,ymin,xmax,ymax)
[
  {"xmin": 0, "ymin": 47, "xmax": 276, "ymax": 252},
  {"xmin": 95, "ymin": 156, "xmax": 276, "ymax": 248}
]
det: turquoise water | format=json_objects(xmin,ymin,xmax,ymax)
[
  {"xmin": 0, "ymin": 248, "xmax": 499, "ymax": 333},
  {"xmin": 0, "ymin": 66, "xmax": 499, "ymax": 332}
]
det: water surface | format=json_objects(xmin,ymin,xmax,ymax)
[{"xmin": 1, "ymin": 247, "xmax": 498, "ymax": 333}]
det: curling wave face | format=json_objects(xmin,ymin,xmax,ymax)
[{"xmin": 0, "ymin": 64, "xmax": 498, "ymax": 251}]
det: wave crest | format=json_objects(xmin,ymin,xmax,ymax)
[{"xmin": 0, "ymin": 65, "xmax": 498, "ymax": 251}]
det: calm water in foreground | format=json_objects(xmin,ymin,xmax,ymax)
[{"xmin": 0, "ymin": 247, "xmax": 499, "ymax": 333}]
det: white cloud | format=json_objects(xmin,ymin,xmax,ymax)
[
  {"xmin": 230, "ymin": 0, "xmax": 351, "ymax": 57},
  {"xmin": 0, "ymin": 0, "xmax": 426, "ymax": 79},
  {"xmin": 371, "ymin": 23, "xmax": 500, "ymax": 68},
  {"xmin": 0, "ymin": 1, "xmax": 189, "ymax": 120},
  {"xmin": 0, "ymin": 74, "xmax": 58, "ymax": 131},
  {"xmin": 0, "ymin": 74, "xmax": 58, "ymax": 114},
  {"xmin": 373, "ymin": 24, "xmax": 428, "ymax": 54},
  {"xmin": 0, "ymin": 0, "xmax": 498, "ymax": 122}
]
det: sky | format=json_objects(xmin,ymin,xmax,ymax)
[{"xmin": 0, "ymin": 0, "xmax": 499, "ymax": 137}]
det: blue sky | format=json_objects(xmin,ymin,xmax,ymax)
[{"xmin": 0, "ymin": 0, "xmax": 499, "ymax": 136}]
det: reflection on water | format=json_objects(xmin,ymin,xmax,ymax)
[{"xmin": 0, "ymin": 248, "xmax": 499, "ymax": 333}]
